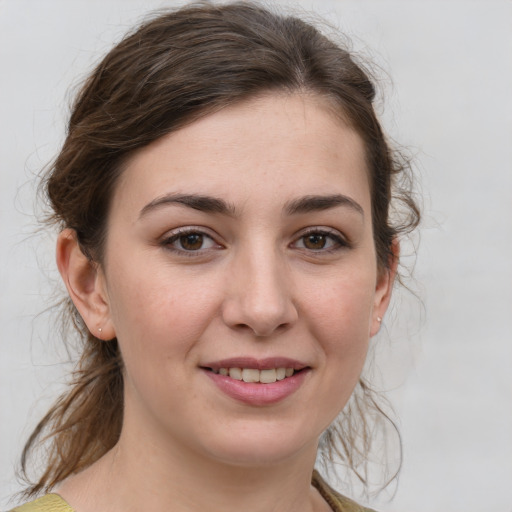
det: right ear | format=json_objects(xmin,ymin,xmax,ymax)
[{"xmin": 56, "ymin": 229, "xmax": 115, "ymax": 340}]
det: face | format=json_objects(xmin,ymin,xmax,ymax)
[{"xmin": 93, "ymin": 93, "xmax": 393, "ymax": 467}]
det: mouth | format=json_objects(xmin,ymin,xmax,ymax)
[
  {"xmin": 200, "ymin": 357, "xmax": 310, "ymax": 385},
  {"xmin": 201, "ymin": 359, "xmax": 310, "ymax": 405},
  {"xmin": 206, "ymin": 366, "xmax": 299, "ymax": 384}
]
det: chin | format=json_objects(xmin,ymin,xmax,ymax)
[{"xmin": 197, "ymin": 424, "xmax": 319, "ymax": 468}]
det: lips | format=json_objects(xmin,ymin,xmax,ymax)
[
  {"xmin": 203, "ymin": 356, "xmax": 308, "ymax": 372},
  {"xmin": 201, "ymin": 357, "xmax": 310, "ymax": 405}
]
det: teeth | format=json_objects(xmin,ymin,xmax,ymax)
[
  {"xmin": 218, "ymin": 367, "xmax": 296, "ymax": 383},
  {"xmin": 242, "ymin": 368, "xmax": 260, "ymax": 383},
  {"xmin": 229, "ymin": 368, "xmax": 242, "ymax": 380},
  {"xmin": 260, "ymin": 369, "xmax": 277, "ymax": 384}
]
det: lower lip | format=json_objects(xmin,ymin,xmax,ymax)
[{"xmin": 203, "ymin": 369, "xmax": 310, "ymax": 406}]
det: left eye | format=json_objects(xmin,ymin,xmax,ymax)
[
  {"xmin": 293, "ymin": 231, "xmax": 345, "ymax": 251},
  {"xmin": 163, "ymin": 231, "xmax": 218, "ymax": 252}
]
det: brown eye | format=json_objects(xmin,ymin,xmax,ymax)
[
  {"xmin": 303, "ymin": 233, "xmax": 327, "ymax": 250},
  {"xmin": 163, "ymin": 230, "xmax": 218, "ymax": 254},
  {"xmin": 179, "ymin": 233, "xmax": 204, "ymax": 250},
  {"xmin": 293, "ymin": 229, "xmax": 347, "ymax": 253}
]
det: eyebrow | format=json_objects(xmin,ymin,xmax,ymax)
[
  {"xmin": 139, "ymin": 193, "xmax": 237, "ymax": 219},
  {"xmin": 284, "ymin": 194, "xmax": 364, "ymax": 217},
  {"xmin": 139, "ymin": 192, "xmax": 364, "ymax": 219}
]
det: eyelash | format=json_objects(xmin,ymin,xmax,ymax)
[
  {"xmin": 160, "ymin": 227, "xmax": 349, "ymax": 257},
  {"xmin": 161, "ymin": 227, "xmax": 222, "ymax": 257},
  {"xmin": 291, "ymin": 228, "xmax": 349, "ymax": 253}
]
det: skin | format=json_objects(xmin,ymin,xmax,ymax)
[{"xmin": 56, "ymin": 93, "xmax": 396, "ymax": 512}]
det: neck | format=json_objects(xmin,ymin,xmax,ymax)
[{"xmin": 57, "ymin": 425, "xmax": 327, "ymax": 512}]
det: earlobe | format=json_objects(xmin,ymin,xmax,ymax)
[
  {"xmin": 370, "ymin": 239, "xmax": 399, "ymax": 337},
  {"xmin": 56, "ymin": 229, "xmax": 115, "ymax": 340}
]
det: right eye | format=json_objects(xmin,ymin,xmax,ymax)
[{"xmin": 161, "ymin": 228, "xmax": 221, "ymax": 255}]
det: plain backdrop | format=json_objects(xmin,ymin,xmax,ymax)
[{"xmin": 1, "ymin": 1, "xmax": 511, "ymax": 511}]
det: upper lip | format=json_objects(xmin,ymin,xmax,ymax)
[{"xmin": 201, "ymin": 357, "xmax": 309, "ymax": 371}]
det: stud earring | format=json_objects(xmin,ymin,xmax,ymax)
[
  {"xmin": 377, "ymin": 317, "xmax": 382, "ymax": 322},
  {"xmin": 98, "ymin": 327, "xmax": 103, "ymax": 333}
]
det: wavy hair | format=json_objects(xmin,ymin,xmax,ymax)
[{"xmin": 21, "ymin": 1, "xmax": 420, "ymax": 497}]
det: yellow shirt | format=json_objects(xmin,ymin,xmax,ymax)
[
  {"xmin": 11, "ymin": 471, "xmax": 376, "ymax": 512},
  {"xmin": 10, "ymin": 493, "xmax": 73, "ymax": 512}
]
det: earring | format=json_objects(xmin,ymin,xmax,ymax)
[
  {"xmin": 98, "ymin": 327, "xmax": 103, "ymax": 333},
  {"xmin": 377, "ymin": 317, "xmax": 382, "ymax": 322}
]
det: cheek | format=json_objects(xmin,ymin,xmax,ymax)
[
  {"xmin": 308, "ymin": 269, "xmax": 375, "ymax": 330},
  {"xmin": 105, "ymin": 266, "xmax": 224, "ymax": 421},
  {"xmin": 106, "ymin": 261, "xmax": 222, "ymax": 369},
  {"xmin": 304, "ymin": 269, "xmax": 376, "ymax": 371},
  {"xmin": 308, "ymin": 277, "xmax": 375, "ymax": 421}
]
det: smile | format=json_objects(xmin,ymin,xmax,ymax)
[
  {"xmin": 202, "ymin": 357, "xmax": 310, "ymax": 405},
  {"xmin": 210, "ymin": 367, "xmax": 295, "ymax": 384}
]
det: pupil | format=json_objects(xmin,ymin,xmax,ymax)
[
  {"xmin": 180, "ymin": 233, "xmax": 203, "ymax": 250},
  {"xmin": 305, "ymin": 234, "xmax": 326, "ymax": 250}
]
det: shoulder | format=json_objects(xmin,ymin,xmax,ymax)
[
  {"xmin": 312, "ymin": 470, "xmax": 378, "ymax": 512},
  {"xmin": 9, "ymin": 494, "xmax": 74, "ymax": 512}
]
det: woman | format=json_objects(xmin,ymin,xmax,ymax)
[{"xmin": 11, "ymin": 2, "xmax": 419, "ymax": 511}]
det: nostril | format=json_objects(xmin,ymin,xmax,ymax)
[
  {"xmin": 254, "ymin": 322, "xmax": 290, "ymax": 337},
  {"xmin": 221, "ymin": 278, "xmax": 298, "ymax": 336}
]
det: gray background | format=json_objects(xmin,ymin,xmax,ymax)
[{"xmin": 1, "ymin": 1, "xmax": 511, "ymax": 510}]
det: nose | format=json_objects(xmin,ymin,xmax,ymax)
[{"xmin": 221, "ymin": 245, "xmax": 298, "ymax": 337}]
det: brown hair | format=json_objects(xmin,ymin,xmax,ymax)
[{"xmin": 21, "ymin": 0, "xmax": 419, "ymax": 497}]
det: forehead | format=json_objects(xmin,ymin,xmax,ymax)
[{"xmin": 114, "ymin": 93, "xmax": 371, "ymax": 215}]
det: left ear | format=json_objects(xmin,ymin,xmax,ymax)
[
  {"xmin": 56, "ymin": 229, "xmax": 116, "ymax": 340},
  {"xmin": 370, "ymin": 238, "xmax": 399, "ymax": 337}
]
